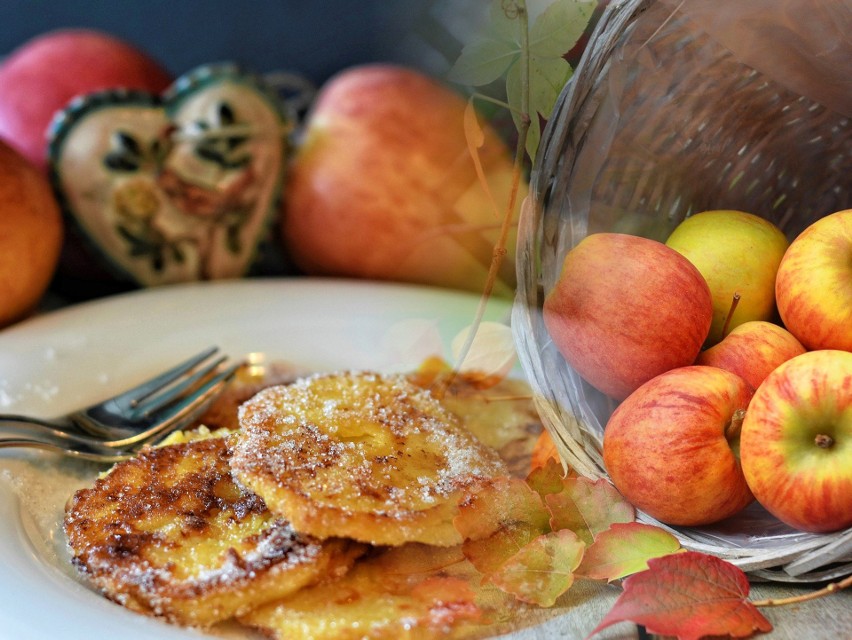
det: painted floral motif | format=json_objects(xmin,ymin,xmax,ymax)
[{"xmin": 49, "ymin": 64, "xmax": 288, "ymax": 286}]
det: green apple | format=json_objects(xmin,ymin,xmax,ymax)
[
  {"xmin": 775, "ymin": 209, "xmax": 852, "ymax": 351},
  {"xmin": 740, "ymin": 350, "xmax": 852, "ymax": 533},
  {"xmin": 665, "ymin": 210, "xmax": 788, "ymax": 345},
  {"xmin": 543, "ymin": 233, "xmax": 712, "ymax": 401}
]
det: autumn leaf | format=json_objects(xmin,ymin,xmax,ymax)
[
  {"xmin": 526, "ymin": 456, "xmax": 570, "ymax": 497},
  {"xmin": 589, "ymin": 551, "xmax": 773, "ymax": 640},
  {"xmin": 490, "ymin": 528, "xmax": 585, "ymax": 607},
  {"xmin": 455, "ymin": 477, "xmax": 551, "ymax": 575},
  {"xmin": 576, "ymin": 522, "xmax": 683, "ymax": 582},
  {"xmin": 546, "ymin": 476, "xmax": 635, "ymax": 546}
]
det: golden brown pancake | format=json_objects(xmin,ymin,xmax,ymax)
[
  {"xmin": 230, "ymin": 371, "xmax": 508, "ymax": 547},
  {"xmin": 64, "ymin": 435, "xmax": 363, "ymax": 627}
]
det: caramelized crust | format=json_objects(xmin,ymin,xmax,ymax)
[
  {"xmin": 64, "ymin": 435, "xmax": 363, "ymax": 627},
  {"xmin": 231, "ymin": 372, "xmax": 508, "ymax": 547}
]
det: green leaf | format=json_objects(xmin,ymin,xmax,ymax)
[
  {"xmin": 490, "ymin": 529, "xmax": 585, "ymax": 607},
  {"xmin": 545, "ymin": 477, "xmax": 635, "ymax": 546},
  {"xmin": 529, "ymin": 0, "xmax": 597, "ymax": 57},
  {"xmin": 506, "ymin": 54, "xmax": 573, "ymax": 160},
  {"xmin": 448, "ymin": 38, "xmax": 519, "ymax": 87},
  {"xmin": 526, "ymin": 457, "xmax": 570, "ymax": 499},
  {"xmin": 576, "ymin": 522, "xmax": 684, "ymax": 582}
]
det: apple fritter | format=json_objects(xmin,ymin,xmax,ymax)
[
  {"xmin": 240, "ymin": 543, "xmax": 502, "ymax": 640},
  {"xmin": 64, "ymin": 435, "xmax": 364, "ymax": 627},
  {"xmin": 231, "ymin": 371, "xmax": 508, "ymax": 547}
]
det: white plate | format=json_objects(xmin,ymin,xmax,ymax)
[{"xmin": 0, "ymin": 278, "xmax": 625, "ymax": 640}]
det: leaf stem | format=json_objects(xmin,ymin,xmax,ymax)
[
  {"xmin": 752, "ymin": 573, "xmax": 852, "ymax": 607},
  {"xmin": 452, "ymin": 0, "xmax": 531, "ymax": 380},
  {"xmin": 471, "ymin": 92, "xmax": 524, "ymax": 116}
]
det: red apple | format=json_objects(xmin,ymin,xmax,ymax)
[
  {"xmin": 0, "ymin": 140, "xmax": 63, "ymax": 326},
  {"xmin": 695, "ymin": 320, "xmax": 806, "ymax": 390},
  {"xmin": 281, "ymin": 64, "xmax": 522, "ymax": 297},
  {"xmin": 603, "ymin": 366, "xmax": 755, "ymax": 526},
  {"xmin": 0, "ymin": 29, "xmax": 172, "ymax": 172},
  {"xmin": 775, "ymin": 209, "xmax": 852, "ymax": 351},
  {"xmin": 740, "ymin": 350, "xmax": 852, "ymax": 533},
  {"xmin": 543, "ymin": 233, "xmax": 712, "ymax": 400}
]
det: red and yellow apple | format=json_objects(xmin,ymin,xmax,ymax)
[
  {"xmin": 603, "ymin": 365, "xmax": 754, "ymax": 526},
  {"xmin": 0, "ymin": 28, "xmax": 172, "ymax": 172},
  {"xmin": 775, "ymin": 209, "xmax": 852, "ymax": 351},
  {"xmin": 0, "ymin": 140, "xmax": 63, "ymax": 326},
  {"xmin": 695, "ymin": 320, "xmax": 806, "ymax": 390},
  {"xmin": 281, "ymin": 64, "xmax": 522, "ymax": 297},
  {"xmin": 543, "ymin": 233, "xmax": 712, "ymax": 400},
  {"xmin": 740, "ymin": 349, "xmax": 852, "ymax": 533},
  {"xmin": 665, "ymin": 210, "xmax": 789, "ymax": 345}
]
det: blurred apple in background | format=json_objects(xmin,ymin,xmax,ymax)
[
  {"xmin": 775, "ymin": 209, "xmax": 852, "ymax": 351},
  {"xmin": 0, "ymin": 140, "xmax": 63, "ymax": 326},
  {"xmin": 603, "ymin": 365, "xmax": 755, "ymax": 526},
  {"xmin": 665, "ymin": 210, "xmax": 789, "ymax": 346},
  {"xmin": 740, "ymin": 350, "xmax": 852, "ymax": 533},
  {"xmin": 695, "ymin": 320, "xmax": 805, "ymax": 390},
  {"xmin": 0, "ymin": 28, "xmax": 172, "ymax": 173},
  {"xmin": 543, "ymin": 233, "xmax": 712, "ymax": 400},
  {"xmin": 281, "ymin": 64, "xmax": 521, "ymax": 297}
]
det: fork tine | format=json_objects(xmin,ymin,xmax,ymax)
[
  {"xmin": 112, "ymin": 346, "xmax": 220, "ymax": 410},
  {"xmin": 126, "ymin": 354, "xmax": 228, "ymax": 420},
  {"xmin": 106, "ymin": 362, "xmax": 241, "ymax": 448}
]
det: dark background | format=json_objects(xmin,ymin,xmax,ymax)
[{"xmin": 0, "ymin": 0, "xmax": 484, "ymax": 85}]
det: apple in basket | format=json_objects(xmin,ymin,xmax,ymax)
[
  {"xmin": 740, "ymin": 349, "xmax": 852, "ymax": 533},
  {"xmin": 665, "ymin": 210, "xmax": 789, "ymax": 346},
  {"xmin": 696, "ymin": 320, "xmax": 806, "ymax": 390},
  {"xmin": 281, "ymin": 64, "xmax": 521, "ymax": 297},
  {"xmin": 775, "ymin": 209, "xmax": 852, "ymax": 351},
  {"xmin": 0, "ymin": 28, "xmax": 171, "ymax": 172},
  {"xmin": 603, "ymin": 365, "xmax": 755, "ymax": 526},
  {"xmin": 542, "ymin": 233, "xmax": 712, "ymax": 401}
]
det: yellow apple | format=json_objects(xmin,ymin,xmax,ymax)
[
  {"xmin": 775, "ymin": 209, "xmax": 852, "ymax": 351},
  {"xmin": 665, "ymin": 210, "xmax": 789, "ymax": 345},
  {"xmin": 281, "ymin": 64, "xmax": 522, "ymax": 297}
]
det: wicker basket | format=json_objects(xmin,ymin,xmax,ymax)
[{"xmin": 513, "ymin": 0, "xmax": 851, "ymax": 582}]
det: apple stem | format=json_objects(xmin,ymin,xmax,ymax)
[
  {"xmin": 720, "ymin": 292, "xmax": 741, "ymax": 338},
  {"xmin": 815, "ymin": 434, "xmax": 835, "ymax": 449},
  {"xmin": 725, "ymin": 408, "xmax": 746, "ymax": 441}
]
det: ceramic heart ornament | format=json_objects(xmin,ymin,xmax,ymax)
[{"xmin": 48, "ymin": 63, "xmax": 289, "ymax": 286}]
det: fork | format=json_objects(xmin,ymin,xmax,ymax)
[{"xmin": 0, "ymin": 346, "xmax": 240, "ymax": 463}]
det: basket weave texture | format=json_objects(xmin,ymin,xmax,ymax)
[{"xmin": 513, "ymin": 0, "xmax": 852, "ymax": 582}]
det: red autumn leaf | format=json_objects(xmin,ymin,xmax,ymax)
[
  {"xmin": 576, "ymin": 522, "xmax": 683, "ymax": 582},
  {"xmin": 454, "ymin": 476, "xmax": 551, "ymax": 575},
  {"xmin": 546, "ymin": 476, "xmax": 634, "ymax": 546},
  {"xmin": 490, "ymin": 529, "xmax": 586, "ymax": 607},
  {"xmin": 589, "ymin": 551, "xmax": 773, "ymax": 640}
]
